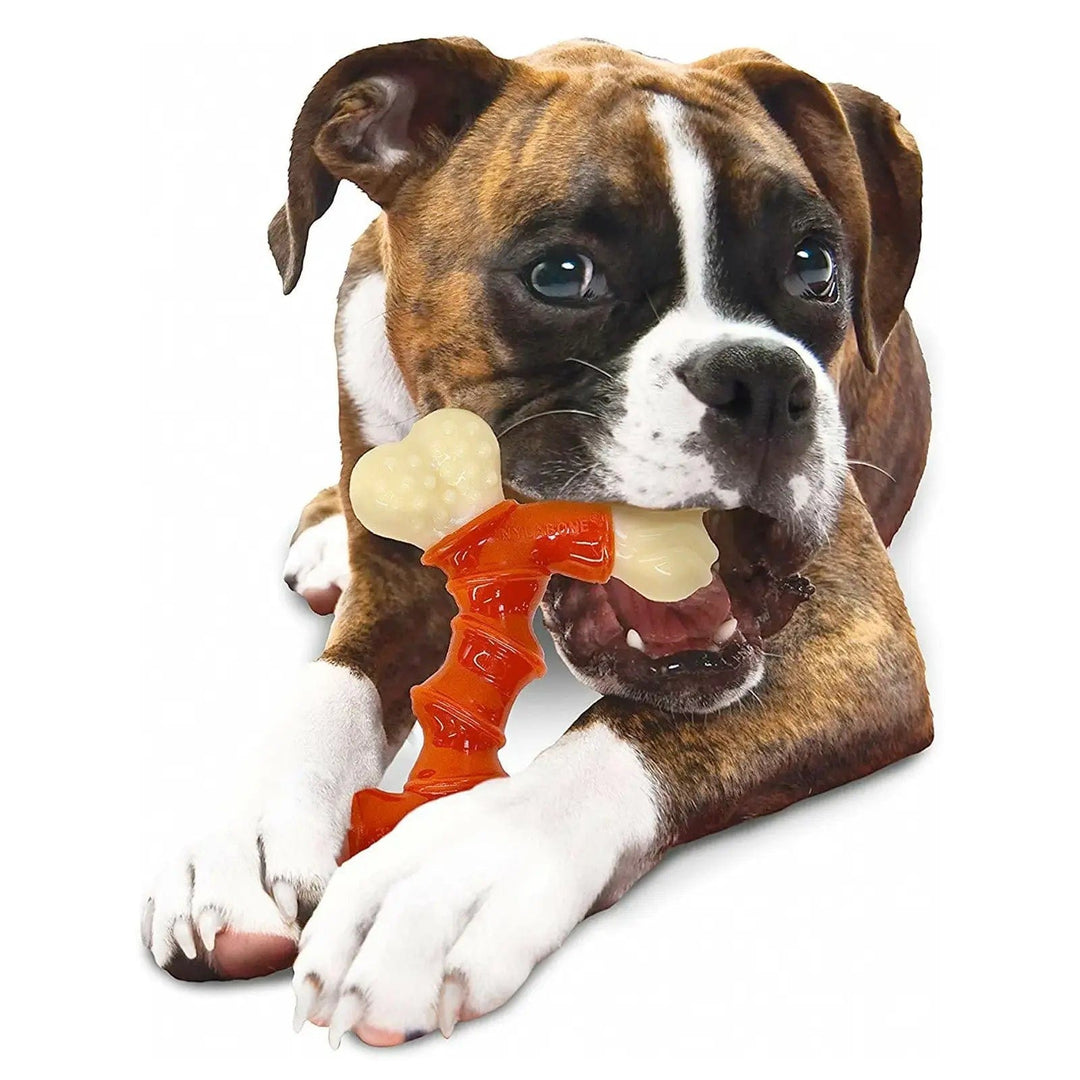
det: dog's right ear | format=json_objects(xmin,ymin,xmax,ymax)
[{"xmin": 268, "ymin": 38, "xmax": 515, "ymax": 293}]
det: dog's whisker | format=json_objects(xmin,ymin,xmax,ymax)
[
  {"xmin": 848, "ymin": 459, "xmax": 897, "ymax": 484},
  {"xmin": 565, "ymin": 356, "xmax": 616, "ymax": 382},
  {"xmin": 496, "ymin": 409, "xmax": 602, "ymax": 439},
  {"xmin": 645, "ymin": 290, "xmax": 662, "ymax": 326},
  {"xmin": 556, "ymin": 468, "xmax": 590, "ymax": 499},
  {"xmin": 556, "ymin": 461, "xmax": 603, "ymax": 499},
  {"xmin": 356, "ymin": 308, "xmax": 387, "ymax": 330}
]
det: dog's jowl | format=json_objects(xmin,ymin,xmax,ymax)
[{"xmin": 145, "ymin": 38, "xmax": 932, "ymax": 1046}]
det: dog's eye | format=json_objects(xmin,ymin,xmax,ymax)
[
  {"xmin": 526, "ymin": 252, "xmax": 609, "ymax": 305},
  {"xmin": 784, "ymin": 240, "xmax": 838, "ymax": 302}
]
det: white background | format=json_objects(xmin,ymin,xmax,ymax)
[{"xmin": 2, "ymin": 1, "xmax": 1075, "ymax": 1075}]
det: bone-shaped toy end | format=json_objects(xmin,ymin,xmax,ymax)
[
  {"xmin": 349, "ymin": 409, "xmax": 505, "ymax": 550},
  {"xmin": 610, "ymin": 504, "xmax": 719, "ymax": 603}
]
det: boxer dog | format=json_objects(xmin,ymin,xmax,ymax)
[{"xmin": 143, "ymin": 38, "xmax": 932, "ymax": 1047}]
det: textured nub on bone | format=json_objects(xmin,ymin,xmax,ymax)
[
  {"xmin": 349, "ymin": 408, "xmax": 719, "ymax": 603},
  {"xmin": 349, "ymin": 409, "xmax": 505, "ymax": 550},
  {"xmin": 610, "ymin": 505, "xmax": 718, "ymax": 602}
]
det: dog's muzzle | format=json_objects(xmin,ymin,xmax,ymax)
[{"xmin": 679, "ymin": 339, "xmax": 817, "ymax": 484}]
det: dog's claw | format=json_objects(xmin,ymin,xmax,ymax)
[
  {"xmin": 328, "ymin": 991, "xmax": 365, "ymax": 1050},
  {"xmin": 150, "ymin": 926, "xmax": 173, "ymax": 968},
  {"xmin": 173, "ymin": 917, "xmax": 198, "ymax": 960},
  {"xmin": 197, "ymin": 909, "xmax": 223, "ymax": 952},
  {"xmin": 272, "ymin": 880, "xmax": 299, "ymax": 923},
  {"xmin": 140, "ymin": 898, "xmax": 154, "ymax": 950},
  {"xmin": 293, "ymin": 974, "xmax": 320, "ymax": 1033},
  {"xmin": 437, "ymin": 974, "xmax": 466, "ymax": 1038}
]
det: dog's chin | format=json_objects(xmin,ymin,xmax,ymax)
[{"xmin": 540, "ymin": 507, "xmax": 818, "ymax": 715}]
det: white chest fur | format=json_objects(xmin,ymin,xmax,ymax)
[{"xmin": 337, "ymin": 272, "xmax": 417, "ymax": 447}]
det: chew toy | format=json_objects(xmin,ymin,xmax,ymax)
[{"xmin": 344, "ymin": 409, "xmax": 717, "ymax": 857}]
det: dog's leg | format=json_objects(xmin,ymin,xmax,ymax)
[
  {"xmin": 579, "ymin": 480, "xmax": 933, "ymax": 846},
  {"xmin": 292, "ymin": 480, "xmax": 931, "ymax": 1043},
  {"xmin": 283, "ymin": 487, "xmax": 352, "ymax": 615},
  {"xmin": 145, "ymin": 528, "xmax": 452, "ymax": 982}
]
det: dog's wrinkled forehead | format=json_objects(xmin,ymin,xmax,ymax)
[
  {"xmin": 396, "ymin": 81, "xmax": 671, "ymax": 275},
  {"xmin": 399, "ymin": 68, "xmax": 815, "ymax": 285}
]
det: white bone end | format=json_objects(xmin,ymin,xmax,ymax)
[{"xmin": 349, "ymin": 409, "xmax": 506, "ymax": 550}]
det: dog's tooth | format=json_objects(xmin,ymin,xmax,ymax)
[
  {"xmin": 626, "ymin": 628, "xmax": 645, "ymax": 652},
  {"xmin": 715, "ymin": 617, "xmax": 739, "ymax": 646}
]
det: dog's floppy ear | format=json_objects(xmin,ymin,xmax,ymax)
[
  {"xmin": 269, "ymin": 37, "xmax": 515, "ymax": 293},
  {"xmin": 828, "ymin": 82, "xmax": 922, "ymax": 370},
  {"xmin": 723, "ymin": 60, "xmax": 921, "ymax": 372}
]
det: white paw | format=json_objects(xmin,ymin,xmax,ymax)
[
  {"xmin": 284, "ymin": 513, "xmax": 351, "ymax": 614},
  {"xmin": 143, "ymin": 799, "xmax": 338, "ymax": 979},
  {"xmin": 292, "ymin": 727, "xmax": 659, "ymax": 1045},
  {"xmin": 144, "ymin": 661, "xmax": 390, "ymax": 979}
]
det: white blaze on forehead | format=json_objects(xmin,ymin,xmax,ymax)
[
  {"xmin": 602, "ymin": 95, "xmax": 731, "ymax": 507},
  {"xmin": 649, "ymin": 95, "xmax": 714, "ymax": 312},
  {"xmin": 600, "ymin": 92, "xmax": 846, "ymax": 532}
]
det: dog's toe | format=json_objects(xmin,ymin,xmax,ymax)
[{"xmin": 354, "ymin": 1022, "xmax": 408, "ymax": 1048}]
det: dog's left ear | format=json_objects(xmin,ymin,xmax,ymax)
[
  {"xmin": 829, "ymin": 82, "xmax": 923, "ymax": 372},
  {"xmin": 269, "ymin": 38, "xmax": 516, "ymax": 293},
  {"xmin": 725, "ymin": 60, "xmax": 922, "ymax": 373}
]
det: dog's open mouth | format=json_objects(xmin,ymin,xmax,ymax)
[{"xmin": 542, "ymin": 508, "xmax": 816, "ymax": 711}]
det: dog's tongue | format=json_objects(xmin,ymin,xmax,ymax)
[{"xmin": 603, "ymin": 574, "xmax": 733, "ymax": 654}]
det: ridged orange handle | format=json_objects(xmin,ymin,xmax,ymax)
[{"xmin": 345, "ymin": 500, "xmax": 615, "ymax": 858}]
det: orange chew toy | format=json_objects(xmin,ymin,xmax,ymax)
[
  {"xmin": 344, "ymin": 408, "xmax": 717, "ymax": 859},
  {"xmin": 345, "ymin": 498, "xmax": 614, "ymax": 857}
]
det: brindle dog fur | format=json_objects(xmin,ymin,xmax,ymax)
[{"xmin": 280, "ymin": 39, "xmax": 931, "ymax": 850}]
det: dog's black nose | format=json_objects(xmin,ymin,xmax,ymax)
[{"xmin": 678, "ymin": 342, "xmax": 816, "ymax": 441}]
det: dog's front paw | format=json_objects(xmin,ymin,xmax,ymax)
[
  {"xmin": 284, "ymin": 512, "xmax": 350, "ymax": 615},
  {"xmin": 144, "ymin": 795, "xmax": 342, "ymax": 982},
  {"xmin": 292, "ymin": 728, "xmax": 659, "ymax": 1046},
  {"xmin": 144, "ymin": 660, "xmax": 389, "ymax": 981}
]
